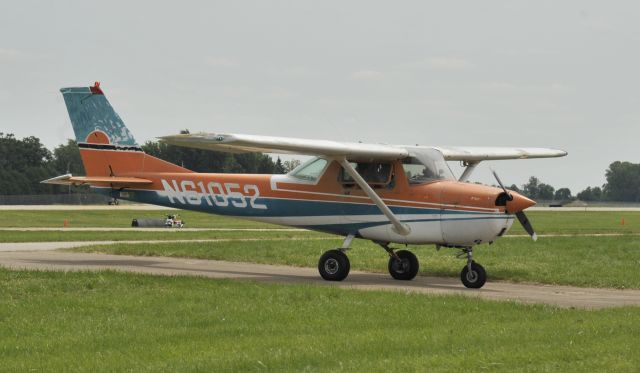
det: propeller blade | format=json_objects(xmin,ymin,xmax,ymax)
[
  {"xmin": 516, "ymin": 211, "xmax": 537, "ymax": 241},
  {"xmin": 491, "ymin": 169, "xmax": 512, "ymax": 199}
]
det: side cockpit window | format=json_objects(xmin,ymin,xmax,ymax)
[
  {"xmin": 340, "ymin": 161, "xmax": 393, "ymax": 187},
  {"xmin": 403, "ymin": 157, "xmax": 436, "ymax": 184},
  {"xmin": 289, "ymin": 158, "xmax": 328, "ymax": 182},
  {"xmin": 402, "ymin": 152, "xmax": 454, "ymax": 184}
]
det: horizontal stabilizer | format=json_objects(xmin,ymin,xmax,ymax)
[{"xmin": 41, "ymin": 174, "xmax": 153, "ymax": 186}]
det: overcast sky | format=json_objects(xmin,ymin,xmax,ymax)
[{"xmin": 1, "ymin": 1, "xmax": 638, "ymax": 192}]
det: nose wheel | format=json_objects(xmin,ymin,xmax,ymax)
[
  {"xmin": 458, "ymin": 247, "xmax": 487, "ymax": 288},
  {"xmin": 318, "ymin": 250, "xmax": 350, "ymax": 281}
]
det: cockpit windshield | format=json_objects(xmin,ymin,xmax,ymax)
[
  {"xmin": 288, "ymin": 157, "xmax": 328, "ymax": 181},
  {"xmin": 402, "ymin": 148, "xmax": 455, "ymax": 184}
]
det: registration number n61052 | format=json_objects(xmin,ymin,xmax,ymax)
[{"xmin": 161, "ymin": 179, "xmax": 267, "ymax": 209}]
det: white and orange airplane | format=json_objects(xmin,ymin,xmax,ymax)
[{"xmin": 44, "ymin": 83, "xmax": 567, "ymax": 288}]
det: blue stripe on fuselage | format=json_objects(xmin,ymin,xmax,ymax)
[{"xmin": 96, "ymin": 187, "xmax": 504, "ymax": 219}]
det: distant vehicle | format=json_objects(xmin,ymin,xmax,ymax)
[
  {"xmin": 43, "ymin": 82, "xmax": 567, "ymax": 288},
  {"xmin": 131, "ymin": 214, "xmax": 184, "ymax": 228},
  {"xmin": 165, "ymin": 214, "xmax": 184, "ymax": 228}
]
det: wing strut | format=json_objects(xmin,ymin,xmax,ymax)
[
  {"xmin": 338, "ymin": 158, "xmax": 411, "ymax": 236},
  {"xmin": 459, "ymin": 161, "xmax": 481, "ymax": 182}
]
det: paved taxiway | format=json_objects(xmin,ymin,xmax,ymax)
[{"xmin": 1, "ymin": 242, "xmax": 639, "ymax": 309}]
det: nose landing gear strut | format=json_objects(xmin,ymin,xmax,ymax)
[{"xmin": 457, "ymin": 247, "xmax": 487, "ymax": 289}]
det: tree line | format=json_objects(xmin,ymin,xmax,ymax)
[
  {"xmin": 0, "ymin": 132, "xmax": 289, "ymax": 195},
  {"xmin": 1, "ymin": 132, "xmax": 639, "ymax": 202},
  {"xmin": 510, "ymin": 161, "xmax": 640, "ymax": 202}
]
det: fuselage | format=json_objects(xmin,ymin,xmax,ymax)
[{"xmin": 97, "ymin": 158, "xmax": 532, "ymax": 246}]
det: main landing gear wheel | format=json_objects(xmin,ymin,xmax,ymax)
[
  {"xmin": 318, "ymin": 250, "xmax": 350, "ymax": 281},
  {"xmin": 460, "ymin": 261, "xmax": 486, "ymax": 289},
  {"xmin": 388, "ymin": 250, "xmax": 419, "ymax": 281}
]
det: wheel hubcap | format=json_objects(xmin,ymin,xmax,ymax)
[
  {"xmin": 466, "ymin": 270, "xmax": 478, "ymax": 283},
  {"xmin": 392, "ymin": 258, "xmax": 409, "ymax": 274},
  {"xmin": 325, "ymin": 258, "xmax": 339, "ymax": 275}
]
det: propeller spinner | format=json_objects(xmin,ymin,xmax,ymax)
[{"xmin": 492, "ymin": 170, "xmax": 538, "ymax": 241}]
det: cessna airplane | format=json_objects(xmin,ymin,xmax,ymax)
[{"xmin": 44, "ymin": 83, "xmax": 567, "ymax": 289}]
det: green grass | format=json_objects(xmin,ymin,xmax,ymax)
[
  {"xmin": 2, "ymin": 210, "xmax": 639, "ymax": 233},
  {"xmin": 0, "ymin": 269, "xmax": 638, "ymax": 372},
  {"xmin": 5, "ymin": 209, "xmax": 640, "ymax": 287},
  {"xmin": 0, "ymin": 230, "xmax": 328, "ymax": 243},
  {"xmin": 0, "ymin": 209, "xmax": 275, "ymax": 228},
  {"xmin": 508, "ymin": 211, "xmax": 639, "ymax": 235},
  {"xmin": 72, "ymin": 235, "xmax": 640, "ymax": 289}
]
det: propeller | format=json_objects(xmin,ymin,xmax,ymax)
[
  {"xmin": 516, "ymin": 211, "xmax": 538, "ymax": 241},
  {"xmin": 491, "ymin": 169, "xmax": 538, "ymax": 241},
  {"xmin": 491, "ymin": 169, "xmax": 512, "ymax": 201}
]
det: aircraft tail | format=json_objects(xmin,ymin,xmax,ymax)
[{"xmin": 60, "ymin": 83, "xmax": 189, "ymax": 177}]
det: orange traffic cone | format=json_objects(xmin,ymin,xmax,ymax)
[
  {"xmin": 63, "ymin": 219, "xmax": 69, "ymax": 228},
  {"xmin": 621, "ymin": 217, "xmax": 625, "ymax": 226}
]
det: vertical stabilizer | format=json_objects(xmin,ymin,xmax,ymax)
[
  {"xmin": 59, "ymin": 82, "xmax": 189, "ymax": 176},
  {"xmin": 61, "ymin": 82, "xmax": 137, "ymax": 146}
]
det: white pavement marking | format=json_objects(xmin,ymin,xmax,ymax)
[
  {"xmin": 0, "ymin": 227, "xmax": 305, "ymax": 232},
  {"xmin": 530, "ymin": 207, "xmax": 640, "ymax": 211},
  {"xmin": 1, "ymin": 228, "xmax": 638, "ymax": 239},
  {"xmin": 2, "ymin": 205, "xmax": 640, "ymax": 211},
  {"xmin": 505, "ymin": 233, "xmax": 640, "ymax": 238},
  {"xmin": 0, "ymin": 204, "xmax": 174, "ymax": 210},
  {"xmin": 0, "ymin": 238, "xmax": 338, "ymax": 252},
  {"xmin": 0, "ymin": 250, "xmax": 638, "ymax": 309}
]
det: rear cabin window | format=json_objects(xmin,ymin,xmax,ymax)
[{"xmin": 340, "ymin": 162, "xmax": 393, "ymax": 187}]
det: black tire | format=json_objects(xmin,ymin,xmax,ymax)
[
  {"xmin": 318, "ymin": 250, "xmax": 350, "ymax": 281},
  {"xmin": 388, "ymin": 250, "xmax": 419, "ymax": 281},
  {"xmin": 460, "ymin": 261, "xmax": 487, "ymax": 289}
]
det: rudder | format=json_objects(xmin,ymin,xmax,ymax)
[
  {"xmin": 60, "ymin": 82, "xmax": 189, "ymax": 176},
  {"xmin": 61, "ymin": 82, "xmax": 138, "ymax": 146}
]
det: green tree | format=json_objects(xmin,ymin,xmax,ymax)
[
  {"xmin": 537, "ymin": 183, "xmax": 555, "ymax": 200},
  {"xmin": 554, "ymin": 188, "xmax": 572, "ymax": 201},
  {"xmin": 274, "ymin": 157, "xmax": 286, "ymax": 174},
  {"xmin": 283, "ymin": 159, "xmax": 302, "ymax": 173},
  {"xmin": 605, "ymin": 161, "xmax": 640, "ymax": 202},
  {"xmin": 0, "ymin": 133, "xmax": 57, "ymax": 195},
  {"xmin": 521, "ymin": 176, "xmax": 554, "ymax": 200},
  {"xmin": 577, "ymin": 186, "xmax": 603, "ymax": 202},
  {"xmin": 522, "ymin": 177, "xmax": 540, "ymax": 199},
  {"xmin": 51, "ymin": 139, "xmax": 84, "ymax": 175},
  {"xmin": 141, "ymin": 130, "xmax": 276, "ymax": 174}
]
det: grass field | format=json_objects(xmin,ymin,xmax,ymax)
[
  {"xmin": 1, "ymin": 209, "xmax": 273, "ymax": 229},
  {"xmin": 2, "ymin": 209, "xmax": 639, "ymax": 234},
  {"xmin": 1, "ymin": 269, "xmax": 638, "ymax": 372},
  {"xmin": 3, "ymin": 209, "xmax": 640, "ymax": 288},
  {"xmin": 72, "ymin": 235, "xmax": 640, "ymax": 289},
  {"xmin": 1, "ymin": 209, "xmax": 639, "ymax": 370},
  {"xmin": 0, "ymin": 229, "xmax": 328, "ymax": 243}
]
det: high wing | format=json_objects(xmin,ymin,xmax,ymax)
[
  {"xmin": 161, "ymin": 132, "xmax": 566, "ymax": 236},
  {"xmin": 159, "ymin": 133, "xmax": 409, "ymax": 160},
  {"xmin": 435, "ymin": 146, "xmax": 567, "ymax": 162},
  {"xmin": 160, "ymin": 132, "xmax": 567, "ymax": 162}
]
